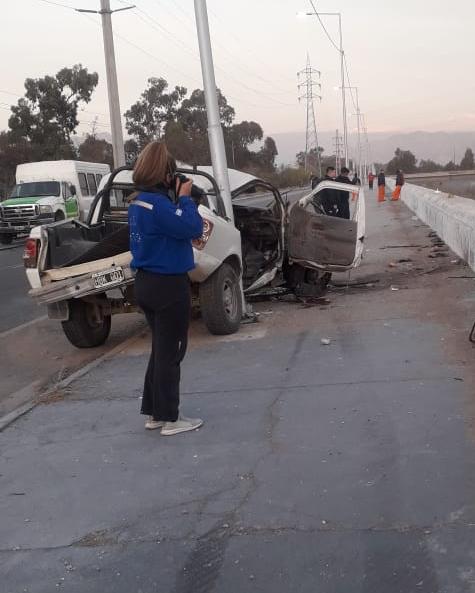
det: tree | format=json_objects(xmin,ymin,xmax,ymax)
[
  {"xmin": 296, "ymin": 146, "xmax": 324, "ymax": 171},
  {"xmin": 256, "ymin": 136, "xmax": 278, "ymax": 172},
  {"xmin": 163, "ymin": 121, "xmax": 195, "ymax": 165},
  {"xmin": 0, "ymin": 132, "xmax": 32, "ymax": 199},
  {"xmin": 124, "ymin": 77, "xmax": 187, "ymax": 148},
  {"xmin": 386, "ymin": 148, "xmax": 417, "ymax": 174},
  {"xmin": 8, "ymin": 64, "xmax": 98, "ymax": 160},
  {"xmin": 444, "ymin": 160, "xmax": 457, "ymax": 171},
  {"xmin": 124, "ymin": 138, "xmax": 140, "ymax": 165},
  {"xmin": 418, "ymin": 159, "xmax": 442, "ymax": 173},
  {"xmin": 460, "ymin": 148, "xmax": 474, "ymax": 170},
  {"xmin": 78, "ymin": 134, "xmax": 113, "ymax": 167},
  {"xmin": 227, "ymin": 121, "xmax": 263, "ymax": 168},
  {"xmin": 176, "ymin": 88, "xmax": 235, "ymax": 165}
]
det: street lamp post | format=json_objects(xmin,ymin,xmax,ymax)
[
  {"xmin": 301, "ymin": 11, "xmax": 348, "ymax": 167},
  {"xmin": 345, "ymin": 85, "xmax": 362, "ymax": 181}
]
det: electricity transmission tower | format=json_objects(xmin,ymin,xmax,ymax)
[
  {"xmin": 298, "ymin": 55, "xmax": 322, "ymax": 177},
  {"xmin": 333, "ymin": 129, "xmax": 343, "ymax": 174}
]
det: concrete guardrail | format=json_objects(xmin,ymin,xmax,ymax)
[{"xmin": 387, "ymin": 179, "xmax": 475, "ymax": 272}]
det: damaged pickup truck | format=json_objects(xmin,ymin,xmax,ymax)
[{"xmin": 25, "ymin": 166, "xmax": 365, "ymax": 348}]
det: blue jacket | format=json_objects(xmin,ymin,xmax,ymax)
[{"xmin": 128, "ymin": 190, "xmax": 203, "ymax": 275}]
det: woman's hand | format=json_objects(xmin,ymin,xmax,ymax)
[{"xmin": 177, "ymin": 177, "xmax": 193, "ymax": 197}]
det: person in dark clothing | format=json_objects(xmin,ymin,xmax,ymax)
[
  {"xmin": 351, "ymin": 173, "xmax": 361, "ymax": 186},
  {"xmin": 377, "ymin": 170, "xmax": 386, "ymax": 203},
  {"xmin": 368, "ymin": 171, "xmax": 375, "ymax": 189},
  {"xmin": 313, "ymin": 166, "xmax": 339, "ymax": 216},
  {"xmin": 335, "ymin": 166, "xmax": 353, "ymax": 219},
  {"xmin": 311, "ymin": 174, "xmax": 320, "ymax": 190},
  {"xmin": 129, "ymin": 141, "xmax": 204, "ymax": 436},
  {"xmin": 392, "ymin": 169, "xmax": 405, "ymax": 201}
]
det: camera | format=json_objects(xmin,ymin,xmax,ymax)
[{"xmin": 173, "ymin": 173, "xmax": 205, "ymax": 205}]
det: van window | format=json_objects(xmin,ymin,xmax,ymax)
[
  {"xmin": 63, "ymin": 182, "xmax": 71, "ymax": 199},
  {"xmin": 87, "ymin": 174, "xmax": 97, "ymax": 195},
  {"xmin": 78, "ymin": 173, "xmax": 89, "ymax": 196}
]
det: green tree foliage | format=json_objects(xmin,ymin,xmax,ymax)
[
  {"xmin": 126, "ymin": 80, "xmax": 272, "ymax": 172},
  {"xmin": 459, "ymin": 147, "xmax": 474, "ymax": 170},
  {"xmin": 0, "ymin": 132, "xmax": 32, "ymax": 199},
  {"xmin": 296, "ymin": 147, "xmax": 324, "ymax": 173},
  {"xmin": 78, "ymin": 134, "xmax": 113, "ymax": 167},
  {"xmin": 418, "ymin": 159, "xmax": 442, "ymax": 173},
  {"xmin": 444, "ymin": 160, "xmax": 457, "ymax": 171},
  {"xmin": 124, "ymin": 138, "xmax": 140, "ymax": 165},
  {"xmin": 124, "ymin": 77, "xmax": 186, "ymax": 148},
  {"xmin": 8, "ymin": 64, "xmax": 98, "ymax": 160},
  {"xmin": 227, "ymin": 121, "xmax": 263, "ymax": 168},
  {"xmin": 386, "ymin": 148, "xmax": 417, "ymax": 174},
  {"xmin": 256, "ymin": 136, "xmax": 278, "ymax": 172}
]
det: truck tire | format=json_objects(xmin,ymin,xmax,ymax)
[
  {"xmin": 199, "ymin": 263, "xmax": 242, "ymax": 335},
  {"xmin": 0, "ymin": 235, "xmax": 13, "ymax": 245},
  {"xmin": 54, "ymin": 211, "xmax": 65, "ymax": 222},
  {"xmin": 61, "ymin": 298, "xmax": 111, "ymax": 348}
]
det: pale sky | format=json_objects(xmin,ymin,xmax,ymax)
[{"xmin": 1, "ymin": 0, "xmax": 475, "ymax": 141}]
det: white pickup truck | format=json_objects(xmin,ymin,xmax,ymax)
[{"xmin": 25, "ymin": 166, "xmax": 365, "ymax": 348}]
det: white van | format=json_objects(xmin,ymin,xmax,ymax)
[{"xmin": 0, "ymin": 160, "xmax": 110, "ymax": 244}]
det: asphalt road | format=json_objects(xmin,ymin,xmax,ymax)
[
  {"xmin": 0, "ymin": 239, "xmax": 41, "ymax": 333},
  {"xmin": 0, "ymin": 187, "xmax": 309, "ymax": 417},
  {"xmin": 2, "ymin": 190, "xmax": 475, "ymax": 592}
]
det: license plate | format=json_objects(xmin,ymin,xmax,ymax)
[{"xmin": 92, "ymin": 267, "xmax": 125, "ymax": 289}]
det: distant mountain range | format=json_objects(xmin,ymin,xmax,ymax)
[{"xmin": 270, "ymin": 130, "xmax": 475, "ymax": 166}]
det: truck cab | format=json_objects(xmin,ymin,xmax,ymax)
[{"xmin": 0, "ymin": 160, "xmax": 110, "ymax": 244}]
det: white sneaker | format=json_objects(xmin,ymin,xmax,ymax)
[
  {"xmin": 161, "ymin": 416, "xmax": 203, "ymax": 436},
  {"xmin": 145, "ymin": 416, "xmax": 165, "ymax": 430}
]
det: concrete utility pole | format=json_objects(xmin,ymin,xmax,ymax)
[
  {"xmin": 193, "ymin": 0, "xmax": 233, "ymax": 223},
  {"xmin": 76, "ymin": 1, "xmax": 133, "ymax": 168},
  {"xmin": 298, "ymin": 55, "xmax": 322, "ymax": 177},
  {"xmin": 333, "ymin": 129, "xmax": 343, "ymax": 174}
]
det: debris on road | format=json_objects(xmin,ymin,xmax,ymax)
[{"xmin": 321, "ymin": 338, "xmax": 331, "ymax": 346}]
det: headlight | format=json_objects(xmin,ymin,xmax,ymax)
[{"xmin": 39, "ymin": 205, "xmax": 53, "ymax": 214}]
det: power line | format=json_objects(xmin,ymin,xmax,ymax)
[
  {"xmin": 307, "ymin": 0, "xmax": 340, "ymax": 53},
  {"xmin": 343, "ymin": 54, "xmax": 358, "ymax": 111},
  {"xmin": 125, "ymin": 0, "xmax": 295, "ymax": 103},
  {"xmin": 37, "ymin": 0, "xmax": 75, "ymax": 9}
]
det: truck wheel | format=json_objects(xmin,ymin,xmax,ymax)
[
  {"xmin": 0, "ymin": 235, "xmax": 13, "ymax": 245},
  {"xmin": 61, "ymin": 298, "xmax": 111, "ymax": 348},
  {"xmin": 54, "ymin": 211, "xmax": 65, "ymax": 222},
  {"xmin": 199, "ymin": 263, "xmax": 242, "ymax": 335}
]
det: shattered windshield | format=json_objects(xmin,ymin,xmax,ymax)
[{"xmin": 10, "ymin": 181, "xmax": 61, "ymax": 198}]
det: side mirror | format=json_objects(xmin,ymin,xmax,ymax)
[{"xmin": 70, "ymin": 184, "xmax": 77, "ymax": 196}]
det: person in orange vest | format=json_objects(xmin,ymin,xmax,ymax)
[
  {"xmin": 368, "ymin": 171, "xmax": 375, "ymax": 190},
  {"xmin": 377, "ymin": 170, "xmax": 386, "ymax": 202},
  {"xmin": 391, "ymin": 169, "xmax": 404, "ymax": 201}
]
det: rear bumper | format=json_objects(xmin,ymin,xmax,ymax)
[{"xmin": 29, "ymin": 265, "xmax": 135, "ymax": 305}]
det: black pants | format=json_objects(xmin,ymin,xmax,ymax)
[
  {"xmin": 135, "ymin": 270, "xmax": 191, "ymax": 422},
  {"xmin": 337, "ymin": 195, "xmax": 350, "ymax": 220}
]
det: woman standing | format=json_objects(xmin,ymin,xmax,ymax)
[{"xmin": 129, "ymin": 142, "xmax": 204, "ymax": 436}]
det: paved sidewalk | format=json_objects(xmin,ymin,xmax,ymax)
[{"xmin": 2, "ymin": 191, "xmax": 475, "ymax": 593}]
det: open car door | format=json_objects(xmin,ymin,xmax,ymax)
[{"xmin": 288, "ymin": 180, "xmax": 365, "ymax": 272}]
